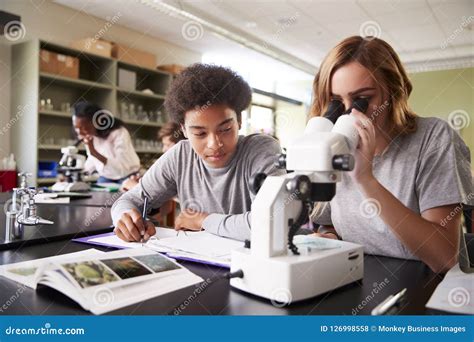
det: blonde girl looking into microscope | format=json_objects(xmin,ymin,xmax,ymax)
[{"xmin": 311, "ymin": 36, "xmax": 472, "ymax": 273}]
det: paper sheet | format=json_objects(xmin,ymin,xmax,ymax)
[
  {"xmin": 426, "ymin": 264, "xmax": 474, "ymax": 314},
  {"xmin": 34, "ymin": 193, "xmax": 70, "ymax": 204},
  {"xmin": 88, "ymin": 231, "xmax": 341, "ymax": 258},
  {"xmin": 293, "ymin": 235, "xmax": 342, "ymax": 250},
  {"xmin": 88, "ymin": 228, "xmax": 181, "ymax": 250},
  {"xmin": 148, "ymin": 231, "xmax": 243, "ymax": 258}
]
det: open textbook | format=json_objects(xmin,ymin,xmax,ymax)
[
  {"xmin": 74, "ymin": 229, "xmax": 343, "ymax": 268},
  {"xmin": 0, "ymin": 248, "xmax": 202, "ymax": 315}
]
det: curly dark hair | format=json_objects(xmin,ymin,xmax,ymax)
[{"xmin": 164, "ymin": 63, "xmax": 252, "ymax": 124}]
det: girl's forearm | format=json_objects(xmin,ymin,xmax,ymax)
[{"xmin": 359, "ymin": 176, "xmax": 459, "ymax": 272}]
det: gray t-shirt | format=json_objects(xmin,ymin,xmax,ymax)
[
  {"xmin": 111, "ymin": 134, "xmax": 285, "ymax": 241},
  {"xmin": 314, "ymin": 117, "xmax": 473, "ymax": 259}
]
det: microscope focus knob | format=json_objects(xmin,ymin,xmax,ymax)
[
  {"xmin": 287, "ymin": 175, "xmax": 312, "ymax": 201},
  {"xmin": 332, "ymin": 154, "xmax": 355, "ymax": 171},
  {"xmin": 250, "ymin": 173, "xmax": 267, "ymax": 195},
  {"xmin": 274, "ymin": 153, "xmax": 286, "ymax": 169}
]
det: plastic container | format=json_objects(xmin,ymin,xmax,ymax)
[{"xmin": 38, "ymin": 161, "xmax": 58, "ymax": 178}]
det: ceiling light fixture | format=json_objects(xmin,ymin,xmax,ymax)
[{"xmin": 139, "ymin": 0, "xmax": 316, "ymax": 75}]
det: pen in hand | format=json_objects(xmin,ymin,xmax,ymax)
[{"xmin": 141, "ymin": 196, "xmax": 148, "ymax": 245}]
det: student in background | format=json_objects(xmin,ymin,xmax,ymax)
[
  {"xmin": 311, "ymin": 36, "xmax": 473, "ymax": 273},
  {"xmin": 72, "ymin": 101, "xmax": 140, "ymax": 184},
  {"xmin": 121, "ymin": 121, "xmax": 185, "ymax": 191},
  {"xmin": 120, "ymin": 122, "xmax": 185, "ymax": 226},
  {"xmin": 160, "ymin": 121, "xmax": 186, "ymax": 152},
  {"xmin": 112, "ymin": 63, "xmax": 285, "ymax": 242}
]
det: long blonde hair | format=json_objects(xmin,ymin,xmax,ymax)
[{"xmin": 310, "ymin": 36, "xmax": 417, "ymax": 135}]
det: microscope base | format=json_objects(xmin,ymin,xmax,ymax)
[{"xmin": 230, "ymin": 240, "xmax": 364, "ymax": 304}]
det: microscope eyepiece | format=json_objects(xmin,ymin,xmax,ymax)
[
  {"xmin": 323, "ymin": 100, "xmax": 344, "ymax": 124},
  {"xmin": 352, "ymin": 97, "xmax": 369, "ymax": 113},
  {"xmin": 324, "ymin": 98, "xmax": 370, "ymax": 124}
]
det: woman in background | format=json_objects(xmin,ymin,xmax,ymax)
[
  {"xmin": 72, "ymin": 101, "xmax": 140, "ymax": 184},
  {"xmin": 311, "ymin": 36, "xmax": 472, "ymax": 273}
]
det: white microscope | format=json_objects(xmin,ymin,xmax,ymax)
[
  {"xmin": 230, "ymin": 99, "xmax": 368, "ymax": 304},
  {"xmin": 52, "ymin": 145, "xmax": 90, "ymax": 192}
]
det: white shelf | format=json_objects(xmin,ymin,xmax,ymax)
[
  {"xmin": 117, "ymin": 88, "xmax": 166, "ymax": 101},
  {"xmin": 122, "ymin": 119, "xmax": 163, "ymax": 127},
  {"xmin": 39, "ymin": 144, "xmax": 85, "ymax": 151},
  {"xmin": 39, "ymin": 110, "xmax": 71, "ymax": 118},
  {"xmin": 40, "ymin": 72, "xmax": 114, "ymax": 90}
]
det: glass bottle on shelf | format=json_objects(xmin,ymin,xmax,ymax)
[
  {"xmin": 46, "ymin": 98, "xmax": 53, "ymax": 111},
  {"xmin": 120, "ymin": 101, "xmax": 129, "ymax": 120},
  {"xmin": 156, "ymin": 110, "xmax": 163, "ymax": 123},
  {"xmin": 148, "ymin": 110, "xmax": 154, "ymax": 122},
  {"xmin": 129, "ymin": 103, "xmax": 136, "ymax": 121},
  {"xmin": 60, "ymin": 102, "xmax": 71, "ymax": 113},
  {"xmin": 137, "ymin": 105, "xmax": 147, "ymax": 121},
  {"xmin": 39, "ymin": 99, "xmax": 46, "ymax": 111}
]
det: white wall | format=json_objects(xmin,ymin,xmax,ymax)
[
  {"xmin": 0, "ymin": 0, "xmax": 201, "ymax": 159},
  {"xmin": 0, "ymin": 43, "xmax": 11, "ymax": 160}
]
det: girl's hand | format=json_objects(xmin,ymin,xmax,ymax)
[
  {"xmin": 83, "ymin": 135, "xmax": 96, "ymax": 153},
  {"xmin": 174, "ymin": 209, "xmax": 209, "ymax": 231},
  {"xmin": 312, "ymin": 232, "xmax": 339, "ymax": 240},
  {"xmin": 83, "ymin": 134, "xmax": 107, "ymax": 164},
  {"xmin": 350, "ymin": 109, "xmax": 376, "ymax": 184}
]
